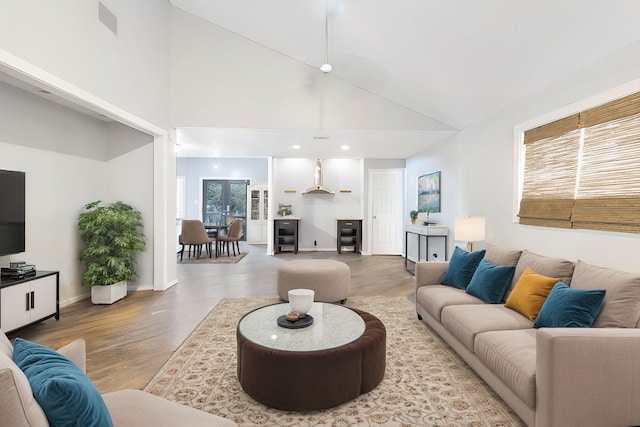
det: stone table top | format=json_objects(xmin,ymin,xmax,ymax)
[{"xmin": 237, "ymin": 302, "xmax": 365, "ymax": 352}]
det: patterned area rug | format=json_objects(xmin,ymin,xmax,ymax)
[
  {"xmin": 144, "ymin": 297, "xmax": 525, "ymax": 426},
  {"xmin": 178, "ymin": 252, "xmax": 247, "ymax": 264}
]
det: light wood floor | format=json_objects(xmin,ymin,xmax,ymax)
[{"xmin": 7, "ymin": 244, "xmax": 415, "ymax": 393}]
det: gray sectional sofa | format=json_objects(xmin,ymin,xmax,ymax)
[{"xmin": 415, "ymin": 245, "xmax": 640, "ymax": 427}]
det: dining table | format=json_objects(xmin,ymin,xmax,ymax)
[{"xmin": 204, "ymin": 223, "xmax": 229, "ymax": 257}]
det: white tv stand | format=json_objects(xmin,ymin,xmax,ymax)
[{"xmin": 0, "ymin": 271, "xmax": 59, "ymax": 332}]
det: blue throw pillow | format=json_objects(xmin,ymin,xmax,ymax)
[
  {"xmin": 441, "ymin": 246, "xmax": 486, "ymax": 290},
  {"xmin": 466, "ymin": 259, "xmax": 516, "ymax": 303},
  {"xmin": 12, "ymin": 338, "xmax": 113, "ymax": 427},
  {"xmin": 533, "ymin": 282, "xmax": 606, "ymax": 328}
]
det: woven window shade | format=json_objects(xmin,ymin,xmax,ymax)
[
  {"xmin": 523, "ymin": 114, "xmax": 580, "ymax": 145},
  {"xmin": 580, "ymin": 92, "xmax": 640, "ymax": 128},
  {"xmin": 518, "ymin": 130, "xmax": 580, "ymax": 227},
  {"xmin": 572, "ymin": 113, "xmax": 640, "ymax": 233}
]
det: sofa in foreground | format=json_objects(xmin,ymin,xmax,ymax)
[
  {"xmin": 0, "ymin": 330, "xmax": 237, "ymax": 427},
  {"xmin": 415, "ymin": 245, "xmax": 640, "ymax": 427}
]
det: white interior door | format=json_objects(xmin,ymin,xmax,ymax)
[{"xmin": 369, "ymin": 169, "xmax": 404, "ymax": 255}]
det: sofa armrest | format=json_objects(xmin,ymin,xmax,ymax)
[
  {"xmin": 536, "ymin": 328, "xmax": 640, "ymax": 427},
  {"xmin": 57, "ymin": 339, "xmax": 86, "ymax": 373},
  {"xmin": 415, "ymin": 261, "xmax": 449, "ymax": 289}
]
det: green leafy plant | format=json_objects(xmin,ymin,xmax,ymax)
[
  {"xmin": 78, "ymin": 201, "xmax": 146, "ymax": 287},
  {"xmin": 410, "ymin": 209, "xmax": 419, "ymax": 222}
]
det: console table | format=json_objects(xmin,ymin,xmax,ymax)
[
  {"xmin": 405, "ymin": 225, "xmax": 448, "ymax": 275},
  {"xmin": 0, "ymin": 271, "xmax": 59, "ymax": 332}
]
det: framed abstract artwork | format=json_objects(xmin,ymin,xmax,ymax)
[{"xmin": 418, "ymin": 171, "xmax": 441, "ymax": 213}]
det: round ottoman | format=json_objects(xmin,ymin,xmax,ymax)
[{"xmin": 277, "ymin": 259, "xmax": 351, "ymax": 303}]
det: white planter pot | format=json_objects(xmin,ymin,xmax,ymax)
[{"xmin": 91, "ymin": 281, "xmax": 127, "ymax": 305}]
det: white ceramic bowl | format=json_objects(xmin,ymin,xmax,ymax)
[{"xmin": 288, "ymin": 288, "xmax": 315, "ymax": 315}]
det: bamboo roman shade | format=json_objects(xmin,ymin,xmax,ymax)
[{"xmin": 518, "ymin": 91, "xmax": 640, "ymax": 233}]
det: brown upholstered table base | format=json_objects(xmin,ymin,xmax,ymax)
[{"xmin": 236, "ymin": 308, "xmax": 386, "ymax": 411}]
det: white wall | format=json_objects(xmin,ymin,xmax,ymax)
[
  {"xmin": 1, "ymin": 1, "xmax": 175, "ymax": 296},
  {"xmin": 273, "ymin": 158, "xmax": 363, "ymax": 251},
  {"xmin": 406, "ymin": 40, "xmax": 640, "ymax": 274},
  {"xmin": 0, "ymin": 0, "xmax": 171, "ymax": 128},
  {"xmin": 0, "ymin": 78, "xmax": 155, "ymax": 305}
]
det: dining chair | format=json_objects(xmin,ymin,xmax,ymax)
[
  {"xmin": 218, "ymin": 219, "xmax": 243, "ymax": 256},
  {"xmin": 178, "ymin": 219, "xmax": 215, "ymax": 261}
]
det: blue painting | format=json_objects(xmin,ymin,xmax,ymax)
[{"xmin": 418, "ymin": 171, "xmax": 441, "ymax": 213}]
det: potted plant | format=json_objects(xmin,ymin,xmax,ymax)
[
  {"xmin": 78, "ymin": 200, "xmax": 146, "ymax": 304},
  {"xmin": 410, "ymin": 209, "xmax": 419, "ymax": 224}
]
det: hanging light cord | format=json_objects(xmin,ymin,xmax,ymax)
[
  {"xmin": 324, "ymin": 0, "xmax": 329, "ymax": 66},
  {"xmin": 320, "ymin": 0, "xmax": 332, "ymax": 72}
]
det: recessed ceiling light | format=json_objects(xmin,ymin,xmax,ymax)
[
  {"xmin": 341, "ymin": 145, "xmax": 350, "ymax": 151},
  {"xmin": 292, "ymin": 144, "xmax": 301, "ymax": 149}
]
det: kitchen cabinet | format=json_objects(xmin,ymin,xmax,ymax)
[
  {"xmin": 337, "ymin": 219, "xmax": 362, "ymax": 254},
  {"xmin": 247, "ymin": 183, "xmax": 268, "ymax": 244},
  {"xmin": 274, "ymin": 218, "xmax": 299, "ymax": 254}
]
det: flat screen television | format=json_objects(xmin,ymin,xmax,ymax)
[{"xmin": 0, "ymin": 169, "xmax": 26, "ymax": 256}]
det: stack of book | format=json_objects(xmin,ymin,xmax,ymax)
[{"xmin": 1, "ymin": 261, "xmax": 36, "ymax": 279}]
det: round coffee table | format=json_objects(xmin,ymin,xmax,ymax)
[{"xmin": 236, "ymin": 302, "xmax": 386, "ymax": 411}]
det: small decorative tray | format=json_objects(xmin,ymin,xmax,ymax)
[{"xmin": 277, "ymin": 314, "xmax": 314, "ymax": 329}]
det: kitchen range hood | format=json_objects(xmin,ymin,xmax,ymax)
[{"xmin": 303, "ymin": 159, "xmax": 334, "ymax": 195}]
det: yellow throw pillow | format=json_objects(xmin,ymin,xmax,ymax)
[{"xmin": 505, "ymin": 267, "xmax": 559, "ymax": 321}]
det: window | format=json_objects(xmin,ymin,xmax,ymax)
[{"xmin": 518, "ymin": 91, "xmax": 640, "ymax": 233}]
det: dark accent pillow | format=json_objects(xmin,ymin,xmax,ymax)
[
  {"xmin": 533, "ymin": 282, "xmax": 606, "ymax": 328},
  {"xmin": 466, "ymin": 259, "xmax": 516, "ymax": 303},
  {"xmin": 441, "ymin": 246, "xmax": 486, "ymax": 290},
  {"xmin": 12, "ymin": 338, "xmax": 114, "ymax": 427}
]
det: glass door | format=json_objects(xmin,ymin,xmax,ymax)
[{"xmin": 202, "ymin": 179, "xmax": 248, "ymax": 240}]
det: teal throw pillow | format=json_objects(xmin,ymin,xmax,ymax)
[
  {"xmin": 533, "ymin": 282, "xmax": 606, "ymax": 328},
  {"xmin": 441, "ymin": 246, "xmax": 486, "ymax": 290},
  {"xmin": 466, "ymin": 259, "xmax": 516, "ymax": 303},
  {"xmin": 12, "ymin": 338, "xmax": 113, "ymax": 427}
]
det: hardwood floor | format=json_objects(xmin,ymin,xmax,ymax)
[{"xmin": 7, "ymin": 244, "xmax": 415, "ymax": 393}]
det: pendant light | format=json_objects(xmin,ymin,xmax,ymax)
[{"xmin": 320, "ymin": 0, "xmax": 332, "ymax": 73}]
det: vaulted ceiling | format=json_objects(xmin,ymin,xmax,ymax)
[{"xmin": 171, "ymin": 0, "xmax": 640, "ymax": 158}]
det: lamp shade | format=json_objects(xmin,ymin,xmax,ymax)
[{"xmin": 454, "ymin": 216, "xmax": 486, "ymax": 242}]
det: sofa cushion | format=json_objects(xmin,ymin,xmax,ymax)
[
  {"xmin": 505, "ymin": 267, "xmax": 559, "ymax": 321},
  {"xmin": 474, "ymin": 329, "xmax": 537, "ymax": 408},
  {"xmin": 466, "ymin": 259, "xmax": 516, "ymax": 303},
  {"xmin": 441, "ymin": 246, "xmax": 486, "ymax": 290},
  {"xmin": 484, "ymin": 244, "xmax": 522, "ymax": 267},
  {"xmin": 13, "ymin": 338, "xmax": 114, "ymax": 427},
  {"xmin": 0, "ymin": 351, "xmax": 49, "ymax": 427},
  {"xmin": 533, "ymin": 282, "xmax": 606, "ymax": 328},
  {"xmin": 509, "ymin": 250, "xmax": 575, "ymax": 298},
  {"xmin": 570, "ymin": 260, "xmax": 640, "ymax": 328},
  {"xmin": 103, "ymin": 389, "xmax": 238, "ymax": 427},
  {"xmin": 416, "ymin": 285, "xmax": 484, "ymax": 322},
  {"xmin": 0, "ymin": 330, "xmax": 13, "ymax": 358},
  {"xmin": 440, "ymin": 304, "xmax": 533, "ymax": 351}
]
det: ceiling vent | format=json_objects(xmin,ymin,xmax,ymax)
[
  {"xmin": 302, "ymin": 159, "xmax": 334, "ymax": 195},
  {"xmin": 99, "ymin": 2, "xmax": 118, "ymax": 35}
]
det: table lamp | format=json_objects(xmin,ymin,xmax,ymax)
[{"xmin": 454, "ymin": 216, "xmax": 486, "ymax": 251}]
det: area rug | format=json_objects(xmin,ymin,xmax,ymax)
[
  {"xmin": 144, "ymin": 297, "xmax": 525, "ymax": 426},
  {"xmin": 178, "ymin": 252, "xmax": 247, "ymax": 264}
]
